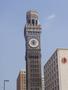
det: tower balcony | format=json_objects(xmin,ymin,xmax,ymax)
[{"xmin": 25, "ymin": 24, "xmax": 41, "ymax": 30}]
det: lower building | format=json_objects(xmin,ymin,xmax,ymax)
[
  {"xmin": 17, "ymin": 71, "xmax": 26, "ymax": 90},
  {"xmin": 44, "ymin": 48, "xmax": 68, "ymax": 90}
]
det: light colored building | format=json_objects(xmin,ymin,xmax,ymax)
[
  {"xmin": 44, "ymin": 48, "xmax": 68, "ymax": 90},
  {"xmin": 17, "ymin": 71, "xmax": 26, "ymax": 90}
]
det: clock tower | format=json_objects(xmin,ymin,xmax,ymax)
[{"xmin": 24, "ymin": 10, "xmax": 42, "ymax": 90}]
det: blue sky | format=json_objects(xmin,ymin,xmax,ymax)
[{"xmin": 0, "ymin": 0, "xmax": 68, "ymax": 90}]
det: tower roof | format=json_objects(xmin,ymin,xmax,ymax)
[{"xmin": 26, "ymin": 10, "xmax": 38, "ymax": 18}]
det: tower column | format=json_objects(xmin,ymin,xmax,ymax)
[{"xmin": 24, "ymin": 10, "xmax": 42, "ymax": 90}]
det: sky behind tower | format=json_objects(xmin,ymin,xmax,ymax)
[{"xmin": 0, "ymin": 0, "xmax": 68, "ymax": 90}]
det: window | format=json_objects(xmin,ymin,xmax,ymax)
[
  {"xmin": 29, "ymin": 55, "xmax": 39, "ymax": 59},
  {"xmin": 28, "ymin": 19, "xmax": 30, "ymax": 24},
  {"xmin": 32, "ymin": 19, "xmax": 34, "ymax": 26},
  {"xmin": 36, "ymin": 20, "xmax": 38, "ymax": 25}
]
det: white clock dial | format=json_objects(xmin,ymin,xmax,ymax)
[{"xmin": 29, "ymin": 38, "xmax": 39, "ymax": 48}]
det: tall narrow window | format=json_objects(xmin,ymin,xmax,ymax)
[
  {"xmin": 28, "ymin": 19, "xmax": 30, "ymax": 24},
  {"xmin": 36, "ymin": 20, "xmax": 38, "ymax": 25},
  {"xmin": 32, "ymin": 19, "xmax": 34, "ymax": 26}
]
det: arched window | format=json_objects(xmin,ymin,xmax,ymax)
[
  {"xmin": 28, "ymin": 19, "xmax": 30, "ymax": 24},
  {"xmin": 32, "ymin": 19, "xmax": 34, "ymax": 26},
  {"xmin": 36, "ymin": 20, "xmax": 38, "ymax": 25}
]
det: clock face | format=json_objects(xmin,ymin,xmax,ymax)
[
  {"xmin": 29, "ymin": 38, "xmax": 39, "ymax": 48},
  {"xmin": 61, "ymin": 57, "xmax": 67, "ymax": 64}
]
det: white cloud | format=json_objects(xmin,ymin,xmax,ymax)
[
  {"xmin": 47, "ymin": 14, "xmax": 56, "ymax": 20},
  {"xmin": 42, "ymin": 14, "xmax": 56, "ymax": 29}
]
